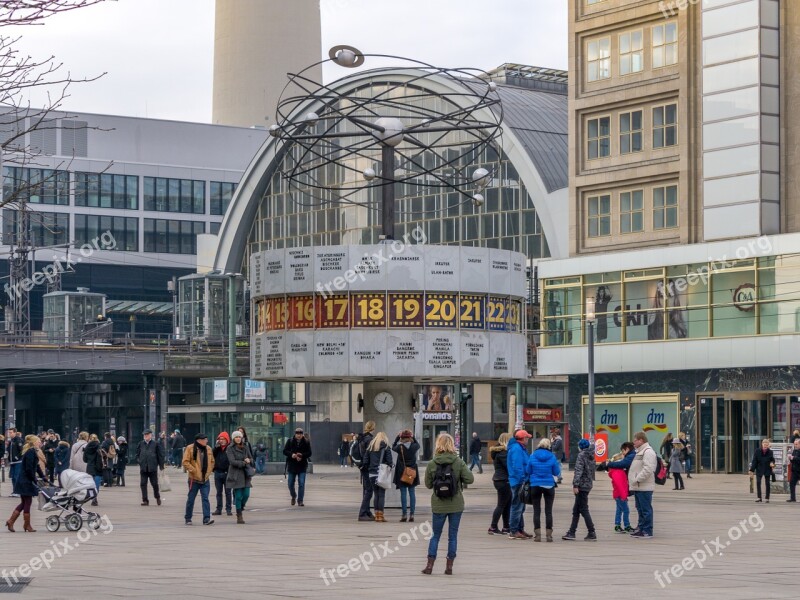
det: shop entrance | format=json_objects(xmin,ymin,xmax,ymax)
[{"xmin": 698, "ymin": 394, "xmax": 767, "ymax": 473}]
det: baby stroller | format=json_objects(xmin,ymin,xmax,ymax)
[{"xmin": 38, "ymin": 469, "xmax": 102, "ymax": 532}]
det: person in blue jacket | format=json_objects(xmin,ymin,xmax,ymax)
[
  {"xmin": 526, "ymin": 438, "xmax": 562, "ymax": 542},
  {"xmin": 507, "ymin": 429, "xmax": 533, "ymax": 540}
]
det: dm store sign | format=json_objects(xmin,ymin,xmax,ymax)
[{"xmin": 631, "ymin": 403, "xmax": 676, "ymax": 441}]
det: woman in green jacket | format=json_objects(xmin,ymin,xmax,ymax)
[{"xmin": 422, "ymin": 432, "xmax": 474, "ymax": 576}]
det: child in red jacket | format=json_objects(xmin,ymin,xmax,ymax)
[{"xmin": 605, "ymin": 442, "xmax": 635, "ymax": 533}]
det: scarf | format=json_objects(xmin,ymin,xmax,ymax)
[{"xmin": 193, "ymin": 443, "xmax": 209, "ymax": 478}]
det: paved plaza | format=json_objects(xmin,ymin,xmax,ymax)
[{"xmin": 0, "ymin": 465, "xmax": 796, "ymax": 599}]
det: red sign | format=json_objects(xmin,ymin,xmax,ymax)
[
  {"xmin": 583, "ymin": 432, "xmax": 609, "ymax": 463},
  {"xmin": 522, "ymin": 408, "xmax": 563, "ymax": 422}
]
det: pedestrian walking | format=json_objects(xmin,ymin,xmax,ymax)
[
  {"xmin": 365, "ymin": 432, "xmax": 393, "ymax": 522},
  {"xmin": 235, "ymin": 427, "xmax": 254, "ymax": 458},
  {"xmin": 338, "ymin": 438, "xmax": 350, "ymax": 468},
  {"xmin": 393, "ymin": 429, "xmax": 420, "ymax": 522},
  {"xmin": 254, "ymin": 442, "xmax": 268, "ymax": 474},
  {"xmin": 604, "ymin": 442, "xmax": 635, "ymax": 533},
  {"xmin": 283, "ymin": 427, "xmax": 312, "ymax": 506},
  {"xmin": 670, "ymin": 440, "xmax": 685, "ymax": 490},
  {"xmin": 171, "ymin": 429, "xmax": 186, "ymax": 468},
  {"xmin": 749, "ymin": 438, "xmax": 775, "ymax": 503},
  {"xmin": 507, "ymin": 429, "xmax": 533, "ymax": 540},
  {"xmin": 69, "ymin": 431, "xmax": 88, "ymax": 472},
  {"xmin": 527, "ymin": 437, "xmax": 561, "ymax": 542},
  {"xmin": 5, "ymin": 435, "xmax": 46, "ymax": 532},
  {"xmin": 562, "ymin": 438, "xmax": 596, "ymax": 541},
  {"xmin": 212, "ymin": 432, "xmax": 232, "ymax": 516},
  {"xmin": 7, "ymin": 428, "xmax": 23, "ymax": 496},
  {"xmin": 422, "ymin": 432, "xmax": 474, "ymax": 576},
  {"xmin": 43, "ymin": 430, "xmax": 58, "ymax": 484},
  {"xmin": 488, "ymin": 432, "xmax": 511, "ymax": 535},
  {"xmin": 83, "ymin": 434, "xmax": 104, "ymax": 506},
  {"xmin": 355, "ymin": 421, "xmax": 376, "ymax": 521},
  {"xmin": 677, "ymin": 432, "xmax": 692, "ymax": 478},
  {"xmin": 468, "ymin": 432, "xmax": 483, "ymax": 473},
  {"xmin": 788, "ymin": 438, "xmax": 800, "ymax": 502},
  {"xmin": 100, "ymin": 432, "xmax": 116, "ymax": 487},
  {"xmin": 226, "ymin": 430, "xmax": 254, "ymax": 524},
  {"xmin": 115, "ymin": 436, "xmax": 128, "ymax": 486},
  {"xmin": 54, "ymin": 440, "xmax": 70, "ymax": 479},
  {"xmin": 629, "ymin": 431, "xmax": 658, "ymax": 538},
  {"xmin": 182, "ymin": 433, "xmax": 215, "ymax": 526},
  {"xmin": 136, "ymin": 429, "xmax": 165, "ymax": 506},
  {"xmin": 551, "ymin": 428, "xmax": 565, "ymax": 483}
]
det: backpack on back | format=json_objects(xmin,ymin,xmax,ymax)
[
  {"xmin": 350, "ymin": 434, "xmax": 369, "ymax": 467},
  {"xmin": 432, "ymin": 461, "xmax": 458, "ymax": 499},
  {"xmin": 107, "ymin": 444, "xmax": 117, "ymax": 459}
]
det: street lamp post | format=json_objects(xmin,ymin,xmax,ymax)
[{"xmin": 585, "ymin": 297, "xmax": 596, "ymax": 444}]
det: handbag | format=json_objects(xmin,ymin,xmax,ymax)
[
  {"xmin": 400, "ymin": 447, "xmax": 417, "ymax": 486},
  {"xmin": 520, "ymin": 481, "xmax": 534, "ymax": 504},
  {"xmin": 245, "ymin": 464, "xmax": 256, "ymax": 478},
  {"xmin": 376, "ymin": 448, "xmax": 394, "ymax": 489}
]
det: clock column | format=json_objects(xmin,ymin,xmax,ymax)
[{"xmin": 361, "ymin": 381, "xmax": 416, "ymax": 439}]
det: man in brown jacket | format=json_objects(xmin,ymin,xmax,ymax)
[{"xmin": 182, "ymin": 433, "xmax": 215, "ymax": 526}]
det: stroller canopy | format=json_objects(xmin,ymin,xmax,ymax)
[{"xmin": 58, "ymin": 469, "xmax": 97, "ymax": 495}]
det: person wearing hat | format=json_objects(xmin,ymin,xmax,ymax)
[
  {"xmin": 356, "ymin": 421, "xmax": 377, "ymax": 521},
  {"xmin": 114, "ymin": 436, "xmax": 129, "ymax": 487},
  {"xmin": 562, "ymin": 438, "xmax": 597, "ymax": 541},
  {"xmin": 136, "ymin": 429, "xmax": 165, "ymax": 506},
  {"xmin": 507, "ymin": 429, "xmax": 533, "ymax": 540},
  {"xmin": 226, "ymin": 430, "xmax": 254, "ymax": 524},
  {"xmin": 669, "ymin": 439, "xmax": 686, "ymax": 490},
  {"xmin": 283, "ymin": 427, "xmax": 312, "ymax": 507},
  {"xmin": 182, "ymin": 433, "xmax": 215, "ymax": 525}
]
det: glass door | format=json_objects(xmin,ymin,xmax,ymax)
[
  {"xmin": 699, "ymin": 396, "xmax": 725, "ymax": 473},
  {"xmin": 726, "ymin": 398, "xmax": 768, "ymax": 474}
]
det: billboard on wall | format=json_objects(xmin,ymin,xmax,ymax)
[
  {"xmin": 416, "ymin": 384, "xmax": 455, "ymax": 419},
  {"xmin": 583, "ymin": 395, "xmax": 678, "ymax": 455}
]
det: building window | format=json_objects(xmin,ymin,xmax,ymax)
[
  {"xmin": 619, "ymin": 110, "xmax": 643, "ymax": 154},
  {"xmin": 619, "ymin": 30, "xmax": 643, "ymax": 75},
  {"xmin": 653, "ymin": 22, "xmax": 678, "ymax": 68},
  {"xmin": 210, "ymin": 222, "xmax": 221, "ymax": 235},
  {"xmin": 75, "ymin": 173, "xmax": 138, "ymax": 209},
  {"xmin": 653, "ymin": 104, "xmax": 678, "ymax": 148},
  {"xmin": 143, "ymin": 177, "xmax": 205, "ymax": 214},
  {"xmin": 653, "ymin": 185, "xmax": 678, "ymax": 229},
  {"xmin": 587, "ymin": 37, "xmax": 611, "ymax": 82},
  {"xmin": 587, "ymin": 194, "xmax": 611, "ymax": 237},
  {"xmin": 210, "ymin": 181, "xmax": 236, "ymax": 216},
  {"xmin": 587, "ymin": 117, "xmax": 610, "ymax": 159},
  {"xmin": 2, "ymin": 167, "xmax": 69, "ymax": 205},
  {"xmin": 3, "ymin": 209, "xmax": 69, "ymax": 247},
  {"xmin": 74, "ymin": 214, "xmax": 138, "ymax": 251},
  {"xmin": 620, "ymin": 190, "xmax": 644, "ymax": 234},
  {"xmin": 143, "ymin": 218, "xmax": 204, "ymax": 254}
]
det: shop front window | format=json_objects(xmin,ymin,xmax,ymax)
[{"xmin": 711, "ymin": 265, "xmax": 756, "ymax": 337}]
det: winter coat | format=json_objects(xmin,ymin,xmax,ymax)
[
  {"xmin": 424, "ymin": 451, "xmax": 474, "ymax": 514},
  {"xmin": 54, "ymin": 443, "xmax": 70, "ymax": 475},
  {"xmin": 7, "ymin": 435, "xmax": 23, "ymax": 463},
  {"xmin": 226, "ymin": 442, "xmax": 253, "ymax": 490},
  {"xmin": 749, "ymin": 448, "xmax": 775, "ymax": 476},
  {"xmin": 507, "ymin": 439, "xmax": 529, "ymax": 487},
  {"xmin": 669, "ymin": 448, "xmax": 684, "ymax": 474},
  {"xmin": 136, "ymin": 439, "xmax": 164, "ymax": 473},
  {"xmin": 171, "ymin": 434, "xmax": 186, "ymax": 450},
  {"xmin": 182, "ymin": 443, "xmax": 215, "ymax": 483},
  {"xmin": 116, "ymin": 443, "xmax": 129, "ymax": 468},
  {"xmin": 13, "ymin": 448, "xmax": 44, "ymax": 497},
  {"xmin": 354, "ymin": 431, "xmax": 374, "ymax": 471},
  {"xmin": 392, "ymin": 438, "xmax": 420, "ymax": 488},
  {"xmin": 365, "ymin": 441, "xmax": 393, "ymax": 477},
  {"xmin": 609, "ymin": 468, "xmax": 629, "ymax": 500},
  {"xmin": 338, "ymin": 441, "xmax": 350, "ymax": 457},
  {"xmin": 283, "ymin": 436, "xmax": 312, "ymax": 474},
  {"xmin": 43, "ymin": 438, "xmax": 58, "ymax": 467},
  {"xmin": 526, "ymin": 447, "xmax": 561, "ymax": 487},
  {"xmin": 82, "ymin": 441, "xmax": 104, "ymax": 476},
  {"xmin": 790, "ymin": 448, "xmax": 800, "ymax": 478},
  {"xmin": 69, "ymin": 439, "xmax": 88, "ymax": 472},
  {"xmin": 629, "ymin": 442, "xmax": 658, "ymax": 492},
  {"xmin": 551, "ymin": 435, "xmax": 564, "ymax": 459},
  {"xmin": 572, "ymin": 447, "xmax": 596, "ymax": 492},
  {"xmin": 490, "ymin": 446, "xmax": 508, "ymax": 482},
  {"xmin": 469, "ymin": 437, "xmax": 482, "ymax": 455},
  {"xmin": 607, "ymin": 450, "xmax": 635, "ymax": 472},
  {"xmin": 213, "ymin": 444, "xmax": 231, "ymax": 473}
]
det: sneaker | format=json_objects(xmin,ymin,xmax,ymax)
[
  {"xmin": 185, "ymin": 520, "xmax": 192, "ymax": 526},
  {"xmin": 614, "ymin": 525, "xmax": 625, "ymax": 533},
  {"xmin": 786, "ymin": 499, "xmax": 796, "ymax": 503},
  {"xmin": 203, "ymin": 519, "xmax": 215, "ymax": 526},
  {"xmin": 501, "ymin": 528, "xmax": 510, "ymax": 534},
  {"xmin": 624, "ymin": 526, "xmax": 635, "ymax": 533},
  {"xmin": 630, "ymin": 531, "xmax": 644, "ymax": 538},
  {"xmin": 633, "ymin": 532, "xmax": 653, "ymax": 539},
  {"xmin": 755, "ymin": 498, "xmax": 762, "ymax": 503},
  {"xmin": 585, "ymin": 532, "xmax": 597, "ymax": 541},
  {"xmin": 508, "ymin": 532, "xmax": 528, "ymax": 540},
  {"xmin": 298, "ymin": 501, "xmax": 304, "ymax": 507},
  {"xmin": 487, "ymin": 527, "xmax": 502, "ymax": 535},
  {"xmin": 561, "ymin": 531, "xmax": 576, "ymax": 541}
]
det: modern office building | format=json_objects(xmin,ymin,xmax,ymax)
[
  {"xmin": 206, "ymin": 62, "xmax": 572, "ymax": 461},
  {"xmin": 538, "ymin": 0, "xmax": 800, "ymax": 473}
]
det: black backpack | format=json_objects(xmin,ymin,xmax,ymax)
[
  {"xmin": 432, "ymin": 462, "xmax": 458, "ymax": 499},
  {"xmin": 350, "ymin": 433, "xmax": 370, "ymax": 467}
]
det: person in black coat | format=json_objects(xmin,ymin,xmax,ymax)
[
  {"xmin": 43, "ymin": 431, "xmax": 59, "ymax": 484},
  {"xmin": 83, "ymin": 434, "xmax": 104, "ymax": 506},
  {"xmin": 100, "ymin": 433, "xmax": 116, "ymax": 487},
  {"xmin": 392, "ymin": 430, "xmax": 420, "ymax": 522},
  {"xmin": 469, "ymin": 433, "xmax": 483, "ymax": 474},
  {"xmin": 488, "ymin": 433, "xmax": 512, "ymax": 534},
  {"xmin": 5, "ymin": 435, "xmax": 46, "ymax": 532},
  {"xmin": 212, "ymin": 432, "xmax": 232, "ymax": 516},
  {"xmin": 115, "ymin": 437, "xmax": 129, "ymax": 486},
  {"xmin": 749, "ymin": 438, "xmax": 775, "ymax": 503},
  {"xmin": 54, "ymin": 441, "xmax": 71, "ymax": 478},
  {"xmin": 788, "ymin": 438, "xmax": 800, "ymax": 502},
  {"xmin": 136, "ymin": 429, "xmax": 165, "ymax": 506},
  {"xmin": 283, "ymin": 428, "xmax": 312, "ymax": 507},
  {"xmin": 365, "ymin": 432, "xmax": 393, "ymax": 522}
]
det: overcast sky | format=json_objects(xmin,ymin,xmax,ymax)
[{"xmin": 11, "ymin": 0, "xmax": 567, "ymax": 123}]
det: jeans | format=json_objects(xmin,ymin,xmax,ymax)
[
  {"xmin": 532, "ymin": 486, "xmax": 555, "ymax": 530},
  {"xmin": 287, "ymin": 471, "xmax": 306, "ymax": 502},
  {"xmin": 358, "ymin": 470, "xmax": 373, "ymax": 516},
  {"xmin": 427, "ymin": 512, "xmax": 462, "ymax": 560},
  {"xmin": 491, "ymin": 480, "xmax": 511, "ymax": 530},
  {"xmin": 184, "ymin": 480, "xmax": 211, "ymax": 522},
  {"xmin": 469, "ymin": 453, "xmax": 483, "ymax": 473},
  {"xmin": 172, "ymin": 448, "xmax": 183, "ymax": 467},
  {"xmin": 614, "ymin": 497, "xmax": 631, "ymax": 527},
  {"xmin": 9, "ymin": 463, "xmax": 20, "ymax": 489},
  {"xmin": 634, "ymin": 490, "xmax": 654, "ymax": 535},
  {"xmin": 339, "ymin": 455, "xmax": 347, "ymax": 467},
  {"xmin": 214, "ymin": 471, "xmax": 232, "ymax": 512},
  {"xmin": 256, "ymin": 455, "xmax": 266, "ymax": 474},
  {"xmin": 371, "ymin": 477, "xmax": 386, "ymax": 511},
  {"xmin": 93, "ymin": 475, "xmax": 103, "ymax": 491},
  {"xmin": 756, "ymin": 473, "xmax": 771, "ymax": 499},
  {"xmin": 569, "ymin": 490, "xmax": 594, "ymax": 534},
  {"xmin": 684, "ymin": 457, "xmax": 692, "ymax": 475},
  {"xmin": 399, "ymin": 484, "xmax": 416, "ymax": 515},
  {"xmin": 140, "ymin": 470, "xmax": 160, "ymax": 501},
  {"xmin": 509, "ymin": 483, "xmax": 526, "ymax": 533},
  {"xmin": 233, "ymin": 487, "xmax": 250, "ymax": 511}
]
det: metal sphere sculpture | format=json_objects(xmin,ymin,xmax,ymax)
[{"xmin": 269, "ymin": 46, "xmax": 503, "ymax": 239}]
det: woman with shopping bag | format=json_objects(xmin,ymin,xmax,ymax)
[{"xmin": 365, "ymin": 432, "xmax": 393, "ymax": 523}]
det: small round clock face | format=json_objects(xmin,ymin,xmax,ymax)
[{"xmin": 374, "ymin": 392, "xmax": 395, "ymax": 413}]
